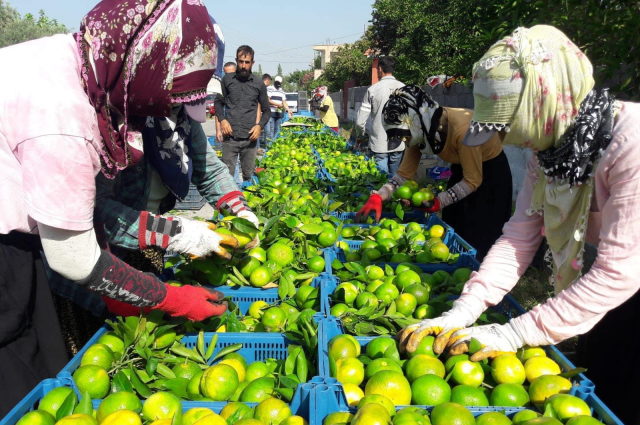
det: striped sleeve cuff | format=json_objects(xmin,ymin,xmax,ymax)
[
  {"xmin": 138, "ymin": 212, "xmax": 182, "ymax": 250},
  {"xmin": 217, "ymin": 191, "xmax": 252, "ymax": 216}
]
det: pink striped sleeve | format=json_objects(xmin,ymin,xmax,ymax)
[{"xmin": 512, "ymin": 125, "xmax": 640, "ymax": 345}]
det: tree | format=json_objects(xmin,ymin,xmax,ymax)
[
  {"xmin": 370, "ymin": 0, "xmax": 640, "ymax": 99},
  {"xmin": 319, "ymin": 33, "xmax": 373, "ymax": 92},
  {"xmin": 283, "ymin": 68, "xmax": 315, "ymax": 92},
  {"xmin": 0, "ymin": 1, "xmax": 69, "ymax": 48},
  {"xmin": 276, "ymin": 63, "xmax": 283, "ymax": 78},
  {"xmin": 314, "ymin": 54, "xmax": 322, "ymax": 70}
]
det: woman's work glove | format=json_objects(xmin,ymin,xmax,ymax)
[
  {"xmin": 446, "ymin": 323, "xmax": 525, "ymax": 361},
  {"xmin": 153, "ymin": 285, "xmax": 227, "ymax": 322},
  {"xmin": 396, "ymin": 304, "xmax": 477, "ymax": 354},
  {"xmin": 102, "ymin": 296, "xmax": 151, "ymax": 317},
  {"xmin": 139, "ymin": 212, "xmax": 239, "ymax": 259},
  {"xmin": 355, "ymin": 194, "xmax": 383, "ymax": 223},
  {"xmin": 237, "ymin": 210, "xmax": 261, "ymax": 250}
]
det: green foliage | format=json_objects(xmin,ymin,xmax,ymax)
[
  {"xmin": 370, "ymin": 0, "xmax": 640, "ymax": 99},
  {"xmin": 277, "ymin": 63, "xmax": 283, "ymax": 77},
  {"xmin": 0, "ymin": 1, "xmax": 69, "ymax": 48},
  {"xmin": 320, "ymin": 35, "xmax": 373, "ymax": 92}
]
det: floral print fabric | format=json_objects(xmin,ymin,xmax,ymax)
[{"xmin": 76, "ymin": 0, "xmax": 217, "ymax": 178}]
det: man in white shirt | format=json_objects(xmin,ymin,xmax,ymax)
[
  {"xmin": 265, "ymin": 75, "xmax": 292, "ymax": 144},
  {"xmin": 356, "ymin": 56, "xmax": 405, "ymax": 174}
]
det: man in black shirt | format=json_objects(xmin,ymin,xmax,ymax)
[{"xmin": 214, "ymin": 45, "xmax": 270, "ymax": 182}]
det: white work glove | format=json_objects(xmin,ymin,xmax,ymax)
[
  {"xmin": 237, "ymin": 210, "xmax": 261, "ymax": 250},
  {"xmin": 167, "ymin": 218, "xmax": 239, "ymax": 259},
  {"xmin": 396, "ymin": 303, "xmax": 478, "ymax": 354},
  {"xmin": 447, "ymin": 323, "xmax": 525, "ymax": 361}
]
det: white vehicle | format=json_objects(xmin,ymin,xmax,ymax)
[{"xmin": 286, "ymin": 92, "xmax": 299, "ymax": 113}]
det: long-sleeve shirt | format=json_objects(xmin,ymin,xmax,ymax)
[
  {"xmin": 395, "ymin": 107, "xmax": 502, "ymax": 191},
  {"xmin": 456, "ymin": 101, "xmax": 640, "ymax": 346},
  {"xmin": 214, "ymin": 73, "xmax": 270, "ymax": 139},
  {"xmin": 356, "ymin": 75, "xmax": 405, "ymax": 153},
  {"xmin": 94, "ymin": 120, "xmax": 239, "ymax": 251}
]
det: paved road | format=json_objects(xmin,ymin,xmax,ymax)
[{"xmin": 202, "ymin": 118, "xmax": 216, "ymax": 137}]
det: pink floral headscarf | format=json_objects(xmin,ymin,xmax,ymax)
[{"xmin": 76, "ymin": 0, "xmax": 217, "ymax": 178}]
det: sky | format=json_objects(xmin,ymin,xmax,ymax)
[{"xmin": 10, "ymin": 0, "xmax": 375, "ymax": 75}]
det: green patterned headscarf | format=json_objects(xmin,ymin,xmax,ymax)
[{"xmin": 472, "ymin": 25, "xmax": 596, "ymax": 292}]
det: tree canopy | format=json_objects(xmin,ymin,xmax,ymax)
[{"xmin": 0, "ymin": 0, "xmax": 69, "ymax": 48}]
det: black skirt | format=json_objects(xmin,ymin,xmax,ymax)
[
  {"xmin": 576, "ymin": 288, "xmax": 640, "ymax": 424},
  {"xmin": 0, "ymin": 232, "xmax": 68, "ymax": 418},
  {"xmin": 442, "ymin": 150, "xmax": 512, "ymax": 260}
]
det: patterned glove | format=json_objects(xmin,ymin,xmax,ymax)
[
  {"xmin": 447, "ymin": 323, "xmax": 525, "ymax": 361},
  {"xmin": 238, "ymin": 210, "xmax": 260, "ymax": 250}
]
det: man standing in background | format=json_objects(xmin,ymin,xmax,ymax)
[
  {"xmin": 265, "ymin": 75, "xmax": 292, "ymax": 144},
  {"xmin": 356, "ymin": 56, "xmax": 405, "ymax": 174},
  {"xmin": 215, "ymin": 46, "xmax": 270, "ymax": 182}
]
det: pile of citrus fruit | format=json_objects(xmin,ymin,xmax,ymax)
[{"xmin": 326, "ymin": 333, "xmax": 599, "ymax": 423}]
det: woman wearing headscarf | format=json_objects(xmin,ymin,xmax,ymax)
[
  {"xmin": 355, "ymin": 85, "xmax": 513, "ymax": 260},
  {"xmin": 311, "ymin": 86, "xmax": 340, "ymax": 132},
  {"xmin": 397, "ymin": 25, "xmax": 640, "ymax": 423},
  {"xmin": 0, "ymin": 0, "xmax": 230, "ymax": 414}
]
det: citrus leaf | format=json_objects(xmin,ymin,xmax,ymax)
[
  {"xmin": 262, "ymin": 215, "xmax": 281, "ymax": 236},
  {"xmin": 205, "ymin": 333, "xmax": 218, "ymax": 362},
  {"xmin": 395, "ymin": 203, "xmax": 405, "ymax": 220},
  {"xmin": 300, "ymin": 223, "xmax": 324, "ymax": 235},
  {"xmin": 231, "ymin": 217, "xmax": 259, "ymax": 236},
  {"xmin": 285, "ymin": 346, "xmax": 301, "ymax": 375},
  {"xmin": 146, "ymin": 357, "xmax": 158, "ymax": 378},
  {"xmin": 211, "ymin": 343, "xmax": 242, "ymax": 363},
  {"xmin": 226, "ymin": 312, "xmax": 242, "ymax": 332},
  {"xmin": 170, "ymin": 345, "xmax": 204, "ymax": 364},
  {"xmin": 55, "ymin": 392, "xmax": 77, "ymax": 421},
  {"xmin": 355, "ymin": 322, "xmax": 375, "ymax": 335},
  {"xmin": 164, "ymin": 377, "xmax": 189, "ymax": 399},
  {"xmin": 280, "ymin": 374, "xmax": 301, "ymax": 389},
  {"xmin": 296, "ymin": 348, "xmax": 308, "ymax": 383},
  {"xmin": 73, "ymin": 391, "xmax": 92, "ymax": 416},
  {"xmin": 558, "ymin": 367, "xmax": 587, "ymax": 379},
  {"xmin": 232, "ymin": 267, "xmax": 251, "ymax": 286},
  {"xmin": 130, "ymin": 365, "xmax": 152, "ymax": 398},
  {"xmin": 112, "ymin": 370, "xmax": 133, "ymax": 393},
  {"xmin": 275, "ymin": 388, "xmax": 294, "ymax": 402},
  {"xmin": 197, "ymin": 330, "xmax": 205, "ymax": 358},
  {"xmin": 469, "ymin": 338, "xmax": 483, "ymax": 355},
  {"xmin": 226, "ymin": 406, "xmax": 250, "ymax": 425},
  {"xmin": 543, "ymin": 403, "xmax": 560, "ymax": 419}
]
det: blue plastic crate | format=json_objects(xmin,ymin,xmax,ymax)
[
  {"xmin": 59, "ymin": 311, "xmax": 323, "ymax": 400},
  {"xmin": 310, "ymin": 379, "xmax": 527, "ymax": 425},
  {"xmin": 329, "ymin": 210, "xmax": 428, "ymax": 224},
  {"xmin": 317, "ymin": 317, "xmax": 595, "ymax": 411},
  {"xmin": 175, "ymin": 184, "xmax": 206, "ymax": 210},
  {"xmin": 332, "ymin": 233, "xmax": 477, "ymax": 264},
  {"xmin": 0, "ymin": 379, "xmax": 71, "ymax": 425},
  {"xmin": 338, "ymin": 215, "xmax": 454, "ymax": 245},
  {"xmin": 320, "ymin": 255, "xmax": 481, "ymax": 316}
]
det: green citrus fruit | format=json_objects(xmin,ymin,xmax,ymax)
[
  {"xmin": 330, "ymin": 303, "xmax": 350, "ymax": 316},
  {"xmin": 357, "ymin": 394, "xmax": 395, "ymax": 417},
  {"xmin": 476, "ymin": 412, "xmax": 512, "ymax": 425},
  {"xmin": 543, "ymin": 394, "xmax": 590, "ymax": 422},
  {"xmin": 307, "ymin": 256, "xmax": 326, "ymax": 273},
  {"xmin": 414, "ymin": 304, "xmax": 436, "ymax": 320},
  {"xmin": 55, "ymin": 414, "xmax": 98, "ymax": 425},
  {"xmin": 364, "ymin": 370, "xmax": 412, "ymax": 406},
  {"xmin": 394, "ymin": 293, "xmax": 418, "ymax": 317},
  {"xmin": 248, "ymin": 247, "xmax": 267, "ymax": 263},
  {"xmin": 182, "ymin": 408, "xmax": 215, "ymax": 425},
  {"xmin": 16, "ymin": 411, "xmax": 56, "ymax": 425},
  {"xmin": 404, "ymin": 284, "xmax": 429, "ymax": 305},
  {"xmin": 240, "ymin": 377, "xmax": 276, "ymax": 403},
  {"xmin": 355, "ymin": 292, "xmax": 379, "ymax": 309},
  {"xmin": 317, "ymin": 229, "xmax": 339, "ymax": 247},
  {"xmin": 261, "ymin": 307, "xmax": 287, "ymax": 332},
  {"xmin": 249, "ymin": 266, "xmax": 272, "ymax": 287},
  {"xmin": 512, "ymin": 410, "xmax": 541, "ymax": 424},
  {"xmin": 329, "ymin": 335, "xmax": 359, "ymax": 360},
  {"xmin": 38, "ymin": 387, "xmax": 77, "ymax": 419},
  {"xmin": 490, "ymin": 383, "xmax": 530, "ymax": 407},
  {"xmin": 451, "ymin": 385, "xmax": 490, "ymax": 407},
  {"xmin": 173, "ymin": 361, "xmax": 202, "ymax": 381},
  {"xmin": 374, "ymin": 283, "xmax": 399, "ymax": 305},
  {"xmin": 335, "ymin": 357, "xmax": 365, "ymax": 385},
  {"xmin": 524, "ymin": 357, "xmax": 561, "ymax": 383},
  {"xmin": 248, "ymin": 301, "xmax": 269, "ymax": 319},
  {"xmin": 220, "ymin": 402, "xmax": 253, "ymax": 421},
  {"xmin": 405, "ymin": 354, "xmax": 445, "ymax": 382},
  {"xmin": 200, "ymin": 364, "xmax": 239, "ymax": 401},
  {"xmin": 491, "ymin": 355, "xmax": 526, "ymax": 385},
  {"xmin": 529, "ymin": 375, "xmax": 572, "ymax": 406},
  {"xmin": 365, "ymin": 337, "xmax": 397, "ymax": 360},
  {"xmin": 81, "ymin": 344, "xmax": 115, "ymax": 370},
  {"xmin": 452, "ymin": 360, "xmax": 485, "ymax": 387},
  {"xmin": 96, "ymin": 392, "xmax": 142, "ymax": 423},
  {"xmin": 430, "ymin": 402, "xmax": 476, "ymax": 425},
  {"xmin": 407, "ymin": 335, "xmax": 437, "ymax": 358},
  {"xmin": 334, "ymin": 282, "xmax": 359, "ymax": 306},
  {"xmin": 267, "ymin": 243, "xmax": 294, "ymax": 268},
  {"xmin": 97, "ymin": 332, "xmax": 125, "ymax": 358},
  {"xmin": 410, "ymin": 374, "xmax": 451, "ymax": 405},
  {"xmin": 565, "ymin": 416, "xmax": 602, "ymax": 425},
  {"xmin": 323, "ymin": 412, "xmax": 354, "ymax": 425},
  {"xmin": 73, "ymin": 365, "xmax": 110, "ymax": 399},
  {"xmin": 253, "ymin": 397, "xmax": 292, "ymax": 425}
]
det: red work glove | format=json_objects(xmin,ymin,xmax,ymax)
[
  {"xmin": 153, "ymin": 285, "xmax": 227, "ymax": 321},
  {"xmin": 421, "ymin": 198, "xmax": 441, "ymax": 213},
  {"xmin": 102, "ymin": 296, "xmax": 152, "ymax": 317},
  {"xmin": 355, "ymin": 194, "xmax": 383, "ymax": 223}
]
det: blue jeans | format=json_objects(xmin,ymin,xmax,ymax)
[
  {"xmin": 264, "ymin": 116, "xmax": 281, "ymax": 146},
  {"xmin": 373, "ymin": 150, "xmax": 404, "ymax": 175}
]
